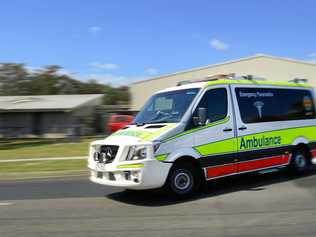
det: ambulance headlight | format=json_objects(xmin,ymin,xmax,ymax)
[{"xmin": 126, "ymin": 145, "xmax": 147, "ymax": 160}]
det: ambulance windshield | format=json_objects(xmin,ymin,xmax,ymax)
[{"xmin": 134, "ymin": 88, "xmax": 200, "ymax": 125}]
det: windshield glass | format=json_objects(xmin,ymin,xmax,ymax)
[{"xmin": 134, "ymin": 88, "xmax": 200, "ymax": 124}]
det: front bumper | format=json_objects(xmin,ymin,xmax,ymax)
[{"xmin": 89, "ymin": 159, "xmax": 172, "ymax": 190}]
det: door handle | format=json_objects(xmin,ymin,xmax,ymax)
[
  {"xmin": 238, "ymin": 126, "xmax": 247, "ymax": 130},
  {"xmin": 223, "ymin": 128, "xmax": 233, "ymax": 132}
]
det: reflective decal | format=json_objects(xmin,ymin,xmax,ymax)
[{"xmin": 253, "ymin": 101, "xmax": 264, "ymax": 118}]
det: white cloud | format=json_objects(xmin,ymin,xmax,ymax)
[
  {"xmin": 88, "ymin": 73, "xmax": 127, "ymax": 84},
  {"xmin": 58, "ymin": 69, "xmax": 76, "ymax": 76},
  {"xmin": 306, "ymin": 53, "xmax": 316, "ymax": 63},
  {"xmin": 145, "ymin": 68, "xmax": 159, "ymax": 75},
  {"xmin": 90, "ymin": 62, "xmax": 119, "ymax": 70},
  {"xmin": 25, "ymin": 66, "xmax": 41, "ymax": 73},
  {"xmin": 89, "ymin": 26, "xmax": 102, "ymax": 34},
  {"xmin": 79, "ymin": 73, "xmax": 143, "ymax": 86},
  {"xmin": 24, "ymin": 64, "xmax": 139, "ymax": 86},
  {"xmin": 25, "ymin": 66, "xmax": 76, "ymax": 76},
  {"xmin": 308, "ymin": 52, "xmax": 316, "ymax": 58},
  {"xmin": 209, "ymin": 38, "xmax": 230, "ymax": 50}
]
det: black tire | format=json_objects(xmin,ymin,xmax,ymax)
[
  {"xmin": 164, "ymin": 162, "xmax": 201, "ymax": 198},
  {"xmin": 289, "ymin": 149, "xmax": 310, "ymax": 174}
]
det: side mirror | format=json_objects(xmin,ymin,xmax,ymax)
[{"xmin": 197, "ymin": 107, "xmax": 207, "ymax": 125}]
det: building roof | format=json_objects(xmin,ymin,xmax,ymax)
[
  {"xmin": 0, "ymin": 94, "xmax": 104, "ymax": 112},
  {"xmin": 131, "ymin": 54, "xmax": 316, "ymax": 85}
]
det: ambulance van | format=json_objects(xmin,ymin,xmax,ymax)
[{"xmin": 88, "ymin": 74, "xmax": 316, "ymax": 197}]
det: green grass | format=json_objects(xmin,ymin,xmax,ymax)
[
  {"xmin": 0, "ymin": 159, "xmax": 87, "ymax": 173},
  {"xmin": 0, "ymin": 136, "xmax": 105, "ymax": 160}
]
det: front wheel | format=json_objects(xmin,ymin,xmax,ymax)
[
  {"xmin": 164, "ymin": 162, "xmax": 201, "ymax": 198},
  {"xmin": 289, "ymin": 149, "xmax": 310, "ymax": 174}
]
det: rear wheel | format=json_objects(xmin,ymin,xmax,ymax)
[
  {"xmin": 289, "ymin": 149, "xmax": 310, "ymax": 174},
  {"xmin": 165, "ymin": 162, "xmax": 201, "ymax": 198}
]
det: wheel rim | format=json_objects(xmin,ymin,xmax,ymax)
[
  {"xmin": 295, "ymin": 154, "xmax": 307, "ymax": 169},
  {"xmin": 174, "ymin": 172, "xmax": 192, "ymax": 191}
]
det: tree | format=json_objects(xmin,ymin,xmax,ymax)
[
  {"xmin": 0, "ymin": 63, "xmax": 30, "ymax": 95},
  {"xmin": 103, "ymin": 86, "xmax": 130, "ymax": 105},
  {"xmin": 0, "ymin": 63, "xmax": 130, "ymax": 105}
]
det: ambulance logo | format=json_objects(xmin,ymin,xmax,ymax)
[{"xmin": 253, "ymin": 101, "xmax": 264, "ymax": 118}]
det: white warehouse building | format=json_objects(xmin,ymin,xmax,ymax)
[{"xmin": 130, "ymin": 54, "xmax": 316, "ymax": 111}]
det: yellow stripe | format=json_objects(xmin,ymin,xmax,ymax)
[
  {"xmin": 117, "ymin": 164, "xmax": 144, "ymax": 169},
  {"xmin": 164, "ymin": 117, "xmax": 230, "ymax": 142},
  {"xmin": 155, "ymin": 154, "xmax": 169, "ymax": 161},
  {"xmin": 110, "ymin": 124, "xmax": 176, "ymax": 141},
  {"xmin": 195, "ymin": 138, "xmax": 237, "ymax": 156},
  {"xmin": 194, "ymin": 125, "xmax": 316, "ymax": 156},
  {"xmin": 238, "ymin": 126, "xmax": 316, "ymax": 151}
]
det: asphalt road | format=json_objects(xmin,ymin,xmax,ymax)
[{"xmin": 0, "ymin": 167, "xmax": 316, "ymax": 237}]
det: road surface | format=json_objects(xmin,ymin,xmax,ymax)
[{"xmin": 0, "ymin": 167, "xmax": 316, "ymax": 237}]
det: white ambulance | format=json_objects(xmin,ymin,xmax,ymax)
[{"xmin": 88, "ymin": 74, "xmax": 316, "ymax": 197}]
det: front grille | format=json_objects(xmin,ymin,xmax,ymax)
[{"xmin": 98, "ymin": 145, "xmax": 119, "ymax": 163}]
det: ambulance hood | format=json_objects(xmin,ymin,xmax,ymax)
[{"xmin": 106, "ymin": 123, "xmax": 178, "ymax": 143}]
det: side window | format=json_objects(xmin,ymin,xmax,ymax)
[
  {"xmin": 195, "ymin": 88, "xmax": 228, "ymax": 123},
  {"xmin": 236, "ymin": 88, "xmax": 316, "ymax": 123}
]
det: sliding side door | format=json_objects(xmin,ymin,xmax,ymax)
[{"xmin": 231, "ymin": 85, "xmax": 298, "ymax": 173}]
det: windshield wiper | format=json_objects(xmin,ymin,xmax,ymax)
[
  {"xmin": 144, "ymin": 120, "xmax": 170, "ymax": 124},
  {"xmin": 132, "ymin": 122, "xmax": 146, "ymax": 126},
  {"xmin": 132, "ymin": 120, "xmax": 170, "ymax": 126}
]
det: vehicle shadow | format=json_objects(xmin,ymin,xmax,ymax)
[{"xmin": 106, "ymin": 166, "xmax": 316, "ymax": 207}]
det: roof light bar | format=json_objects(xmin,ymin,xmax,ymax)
[
  {"xmin": 289, "ymin": 78, "xmax": 308, "ymax": 84},
  {"xmin": 176, "ymin": 73, "xmax": 266, "ymax": 86}
]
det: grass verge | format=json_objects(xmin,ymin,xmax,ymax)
[
  {"xmin": 0, "ymin": 159, "xmax": 87, "ymax": 174},
  {"xmin": 0, "ymin": 136, "xmax": 104, "ymax": 160}
]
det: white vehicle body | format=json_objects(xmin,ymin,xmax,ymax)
[{"xmin": 88, "ymin": 77, "xmax": 316, "ymax": 193}]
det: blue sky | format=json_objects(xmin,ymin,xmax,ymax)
[{"xmin": 1, "ymin": 0, "xmax": 316, "ymax": 85}]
